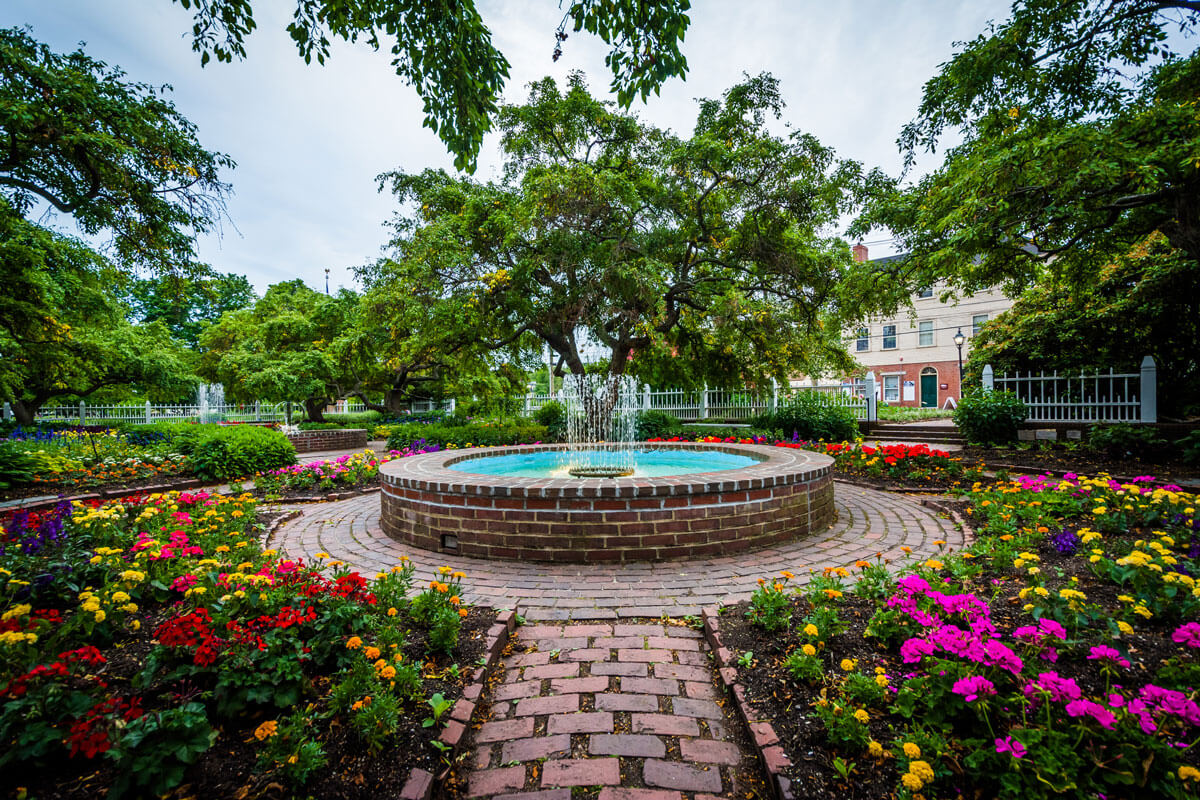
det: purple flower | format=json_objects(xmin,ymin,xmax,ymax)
[
  {"xmin": 1050, "ymin": 529, "xmax": 1080, "ymax": 554},
  {"xmin": 995, "ymin": 736, "xmax": 1027, "ymax": 759},
  {"xmin": 952, "ymin": 675, "xmax": 997, "ymax": 703}
]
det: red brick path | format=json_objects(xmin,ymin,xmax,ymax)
[
  {"xmin": 269, "ymin": 482, "xmax": 962, "ymax": 621},
  {"xmin": 463, "ymin": 622, "xmax": 754, "ymax": 799}
]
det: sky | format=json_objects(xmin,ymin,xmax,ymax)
[{"xmin": 4, "ymin": 0, "xmax": 1014, "ymax": 294}]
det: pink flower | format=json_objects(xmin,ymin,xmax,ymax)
[
  {"xmin": 995, "ymin": 736, "xmax": 1027, "ymax": 759},
  {"xmin": 1173, "ymin": 622, "xmax": 1200, "ymax": 650},
  {"xmin": 1087, "ymin": 645, "xmax": 1130, "ymax": 669},
  {"xmin": 1066, "ymin": 698, "xmax": 1117, "ymax": 729},
  {"xmin": 952, "ymin": 675, "xmax": 997, "ymax": 702},
  {"xmin": 1025, "ymin": 671, "xmax": 1082, "ymax": 704}
]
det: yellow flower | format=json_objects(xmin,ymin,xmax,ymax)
[
  {"xmin": 853, "ymin": 709, "xmax": 869, "ymax": 724},
  {"xmin": 801, "ymin": 644, "xmax": 816, "ymax": 657},
  {"xmin": 1180, "ymin": 765, "xmax": 1200, "ymax": 782},
  {"xmin": 1117, "ymin": 620, "xmax": 1134, "ymax": 635},
  {"xmin": 840, "ymin": 658, "xmax": 856, "ymax": 672},
  {"xmin": 923, "ymin": 559, "xmax": 943, "ymax": 570},
  {"xmin": 874, "ymin": 674, "xmax": 889, "ymax": 687},
  {"xmin": 901, "ymin": 773, "xmax": 924, "ymax": 791},
  {"xmin": 254, "ymin": 720, "xmax": 278, "ymax": 740},
  {"xmin": 387, "ymin": 607, "xmax": 399, "ymax": 617},
  {"xmin": 909, "ymin": 760, "xmax": 935, "ymax": 782},
  {"xmin": 867, "ymin": 740, "xmax": 883, "ymax": 758},
  {"xmin": 93, "ymin": 610, "xmax": 106, "ymax": 623},
  {"xmin": 803, "ymin": 624, "xmax": 819, "ymax": 637},
  {"xmin": 903, "ymin": 742, "xmax": 921, "ymax": 759}
]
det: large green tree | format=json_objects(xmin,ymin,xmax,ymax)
[
  {"xmin": 853, "ymin": 1, "xmax": 1200, "ymax": 295},
  {"xmin": 0, "ymin": 204, "xmax": 198, "ymax": 425},
  {"xmin": 124, "ymin": 271, "xmax": 256, "ymax": 348},
  {"xmin": 365, "ymin": 73, "xmax": 875, "ymax": 395},
  {"xmin": 0, "ymin": 27, "xmax": 233, "ymax": 272},
  {"xmin": 167, "ymin": 0, "xmax": 691, "ymax": 171},
  {"xmin": 198, "ymin": 280, "xmax": 372, "ymax": 421},
  {"xmin": 967, "ymin": 233, "xmax": 1199, "ymax": 415}
]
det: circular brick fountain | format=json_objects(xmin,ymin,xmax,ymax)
[{"xmin": 379, "ymin": 442, "xmax": 834, "ymax": 563}]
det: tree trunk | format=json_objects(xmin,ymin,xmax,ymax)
[
  {"xmin": 11, "ymin": 398, "xmax": 41, "ymax": 427},
  {"xmin": 303, "ymin": 397, "xmax": 327, "ymax": 423}
]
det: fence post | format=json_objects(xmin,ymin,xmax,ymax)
[
  {"xmin": 449, "ymin": 398, "xmax": 456, "ymax": 414},
  {"xmin": 1140, "ymin": 355, "xmax": 1157, "ymax": 424},
  {"xmin": 699, "ymin": 385, "xmax": 708, "ymax": 420},
  {"xmin": 2, "ymin": 403, "xmax": 10, "ymax": 422},
  {"xmin": 254, "ymin": 400, "xmax": 261, "ymax": 422},
  {"xmin": 864, "ymin": 374, "xmax": 877, "ymax": 422},
  {"xmin": 144, "ymin": 400, "xmax": 151, "ymax": 425},
  {"xmin": 982, "ymin": 364, "xmax": 994, "ymax": 393},
  {"xmin": 523, "ymin": 394, "xmax": 530, "ymax": 416},
  {"xmin": 770, "ymin": 378, "xmax": 778, "ymax": 412},
  {"xmin": 643, "ymin": 384, "xmax": 651, "ymax": 411},
  {"xmin": 79, "ymin": 400, "xmax": 86, "ymax": 425}
]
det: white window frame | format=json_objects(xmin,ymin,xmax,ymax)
[
  {"xmin": 882, "ymin": 324, "xmax": 897, "ymax": 350},
  {"xmin": 883, "ymin": 374, "xmax": 901, "ymax": 403},
  {"xmin": 917, "ymin": 287, "xmax": 934, "ymax": 299},
  {"xmin": 972, "ymin": 314, "xmax": 988, "ymax": 337},
  {"xmin": 918, "ymin": 320, "xmax": 934, "ymax": 347},
  {"xmin": 855, "ymin": 327, "xmax": 869, "ymax": 352}
]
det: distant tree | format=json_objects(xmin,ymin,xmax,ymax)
[
  {"xmin": 165, "ymin": 0, "xmax": 692, "ymax": 171},
  {"xmin": 198, "ymin": 280, "xmax": 368, "ymax": 421},
  {"xmin": 967, "ymin": 233, "xmax": 1199, "ymax": 416},
  {"xmin": 0, "ymin": 27, "xmax": 233, "ymax": 273},
  {"xmin": 366, "ymin": 73, "xmax": 876, "ymax": 397},
  {"xmin": 854, "ymin": 1, "xmax": 1200, "ymax": 295},
  {"xmin": 125, "ymin": 272, "xmax": 256, "ymax": 348}
]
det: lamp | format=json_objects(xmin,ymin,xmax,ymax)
[
  {"xmin": 324, "ymin": 268, "xmax": 330, "ymax": 295},
  {"xmin": 953, "ymin": 328, "xmax": 966, "ymax": 386}
]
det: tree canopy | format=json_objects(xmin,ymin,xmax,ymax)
[
  {"xmin": 967, "ymin": 233, "xmax": 1199, "ymax": 416},
  {"xmin": 365, "ymin": 73, "xmax": 878, "ymax": 391},
  {"xmin": 853, "ymin": 1, "xmax": 1200, "ymax": 295},
  {"xmin": 167, "ymin": 0, "xmax": 691, "ymax": 172},
  {"xmin": 124, "ymin": 271, "xmax": 256, "ymax": 348},
  {"xmin": 0, "ymin": 27, "xmax": 234, "ymax": 273},
  {"xmin": 0, "ymin": 203, "xmax": 197, "ymax": 424}
]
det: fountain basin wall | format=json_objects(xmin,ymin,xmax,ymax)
[{"xmin": 379, "ymin": 443, "xmax": 834, "ymax": 563}]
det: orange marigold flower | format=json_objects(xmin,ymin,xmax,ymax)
[{"xmin": 346, "ymin": 636, "xmax": 363, "ymax": 650}]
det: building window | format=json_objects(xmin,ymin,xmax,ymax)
[
  {"xmin": 882, "ymin": 324, "xmax": 897, "ymax": 350},
  {"xmin": 917, "ymin": 286, "xmax": 933, "ymax": 299},
  {"xmin": 918, "ymin": 320, "xmax": 933, "ymax": 346},
  {"xmin": 972, "ymin": 314, "xmax": 988, "ymax": 336},
  {"xmin": 855, "ymin": 327, "xmax": 869, "ymax": 352},
  {"xmin": 883, "ymin": 375, "xmax": 900, "ymax": 403}
]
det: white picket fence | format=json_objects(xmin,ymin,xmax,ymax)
[
  {"xmin": 522, "ymin": 380, "xmax": 875, "ymax": 422},
  {"xmin": 9, "ymin": 401, "xmax": 292, "ymax": 425},
  {"xmin": 983, "ymin": 356, "xmax": 1157, "ymax": 423}
]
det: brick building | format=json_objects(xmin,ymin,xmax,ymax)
[{"xmin": 841, "ymin": 244, "xmax": 1015, "ymax": 409}]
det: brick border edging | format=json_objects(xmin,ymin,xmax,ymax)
[
  {"xmin": 701, "ymin": 606, "xmax": 795, "ymax": 800},
  {"xmin": 260, "ymin": 485, "xmax": 382, "ymax": 504},
  {"xmin": 399, "ymin": 605, "xmax": 521, "ymax": 800}
]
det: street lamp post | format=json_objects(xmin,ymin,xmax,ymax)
[
  {"xmin": 953, "ymin": 328, "xmax": 966, "ymax": 395},
  {"xmin": 324, "ymin": 268, "xmax": 330, "ymax": 295}
]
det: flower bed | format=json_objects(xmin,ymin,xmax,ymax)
[
  {"xmin": 717, "ymin": 473, "xmax": 1199, "ymax": 799},
  {"xmin": 255, "ymin": 448, "xmax": 437, "ymax": 500},
  {"xmin": 1, "ymin": 490, "xmax": 496, "ymax": 799}
]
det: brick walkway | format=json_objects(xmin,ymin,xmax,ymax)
[
  {"xmin": 463, "ymin": 622, "xmax": 757, "ymax": 799},
  {"xmin": 269, "ymin": 482, "xmax": 962, "ymax": 621}
]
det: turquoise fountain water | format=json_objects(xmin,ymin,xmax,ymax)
[{"xmin": 446, "ymin": 448, "xmax": 760, "ymax": 478}]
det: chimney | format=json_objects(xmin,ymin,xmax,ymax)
[{"xmin": 852, "ymin": 243, "xmax": 869, "ymax": 263}]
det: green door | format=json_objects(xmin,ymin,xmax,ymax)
[{"xmin": 920, "ymin": 372, "xmax": 937, "ymax": 408}]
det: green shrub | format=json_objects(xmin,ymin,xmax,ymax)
[
  {"xmin": 125, "ymin": 422, "xmax": 208, "ymax": 453},
  {"xmin": 317, "ymin": 411, "xmax": 382, "ymax": 427},
  {"xmin": 1087, "ymin": 423, "xmax": 1166, "ymax": 459},
  {"xmin": 953, "ymin": 390, "xmax": 1028, "ymax": 445},
  {"xmin": 533, "ymin": 401, "xmax": 567, "ymax": 441},
  {"xmin": 1177, "ymin": 429, "xmax": 1200, "ymax": 465},
  {"xmin": 752, "ymin": 392, "xmax": 858, "ymax": 442},
  {"xmin": 635, "ymin": 410, "xmax": 682, "ymax": 440},
  {"xmin": 0, "ymin": 442, "xmax": 39, "ymax": 489},
  {"xmin": 189, "ymin": 426, "xmax": 296, "ymax": 480},
  {"xmin": 386, "ymin": 422, "xmax": 548, "ymax": 451}
]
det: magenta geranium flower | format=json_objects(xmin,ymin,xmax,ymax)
[
  {"xmin": 1173, "ymin": 622, "xmax": 1200, "ymax": 650},
  {"xmin": 995, "ymin": 736, "xmax": 1027, "ymax": 758},
  {"xmin": 1066, "ymin": 698, "xmax": 1117, "ymax": 729},
  {"xmin": 1087, "ymin": 645, "xmax": 1130, "ymax": 668},
  {"xmin": 952, "ymin": 675, "xmax": 997, "ymax": 702}
]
